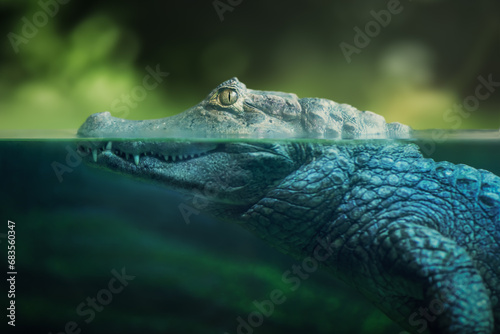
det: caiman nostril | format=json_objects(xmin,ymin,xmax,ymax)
[{"xmin": 94, "ymin": 111, "xmax": 111, "ymax": 119}]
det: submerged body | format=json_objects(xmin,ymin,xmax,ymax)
[{"xmin": 78, "ymin": 78, "xmax": 500, "ymax": 333}]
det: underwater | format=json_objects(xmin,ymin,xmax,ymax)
[{"xmin": 0, "ymin": 128, "xmax": 499, "ymax": 333}]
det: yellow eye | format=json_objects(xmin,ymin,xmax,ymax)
[{"xmin": 218, "ymin": 88, "xmax": 238, "ymax": 106}]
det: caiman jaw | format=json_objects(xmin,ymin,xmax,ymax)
[{"xmin": 77, "ymin": 141, "xmax": 218, "ymax": 166}]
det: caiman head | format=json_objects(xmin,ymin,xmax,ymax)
[{"xmin": 77, "ymin": 77, "xmax": 410, "ymax": 217}]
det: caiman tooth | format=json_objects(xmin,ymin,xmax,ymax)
[
  {"xmin": 106, "ymin": 141, "xmax": 112, "ymax": 151},
  {"xmin": 126, "ymin": 153, "xmax": 130, "ymax": 160},
  {"xmin": 92, "ymin": 149, "xmax": 98, "ymax": 162},
  {"xmin": 134, "ymin": 154, "xmax": 140, "ymax": 166},
  {"xmin": 172, "ymin": 156, "xmax": 177, "ymax": 162}
]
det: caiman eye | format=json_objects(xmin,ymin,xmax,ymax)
[{"xmin": 218, "ymin": 88, "xmax": 238, "ymax": 106}]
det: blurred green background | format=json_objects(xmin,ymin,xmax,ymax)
[{"xmin": 0, "ymin": 0, "xmax": 499, "ymax": 130}]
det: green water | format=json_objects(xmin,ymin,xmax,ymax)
[{"xmin": 1, "ymin": 132, "xmax": 499, "ymax": 334}]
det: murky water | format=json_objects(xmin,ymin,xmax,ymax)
[{"xmin": 0, "ymin": 130, "xmax": 499, "ymax": 334}]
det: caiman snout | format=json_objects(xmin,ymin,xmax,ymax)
[{"xmin": 77, "ymin": 110, "xmax": 188, "ymax": 138}]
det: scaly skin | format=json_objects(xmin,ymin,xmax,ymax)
[{"xmin": 77, "ymin": 78, "xmax": 500, "ymax": 333}]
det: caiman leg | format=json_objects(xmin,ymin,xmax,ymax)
[{"xmin": 324, "ymin": 220, "xmax": 494, "ymax": 334}]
